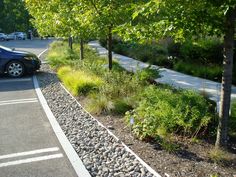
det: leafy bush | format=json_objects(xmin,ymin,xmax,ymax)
[
  {"xmin": 174, "ymin": 61, "xmax": 222, "ymax": 81},
  {"xmin": 125, "ymin": 86, "xmax": 215, "ymax": 140},
  {"xmin": 99, "ymin": 38, "xmax": 169, "ymax": 67},
  {"xmin": 179, "ymin": 38, "xmax": 223, "ymax": 64},
  {"xmin": 229, "ymin": 100, "xmax": 236, "ymax": 135},
  {"xmin": 113, "ymin": 98, "xmax": 133, "ymax": 114},
  {"xmin": 58, "ymin": 66, "xmax": 103, "ymax": 96},
  {"xmin": 135, "ymin": 66, "xmax": 160, "ymax": 82}
]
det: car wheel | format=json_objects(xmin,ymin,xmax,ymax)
[
  {"xmin": 6, "ymin": 61, "xmax": 25, "ymax": 77},
  {"xmin": 0, "ymin": 37, "xmax": 4, "ymax": 41}
]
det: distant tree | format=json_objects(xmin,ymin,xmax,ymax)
[
  {"xmin": 26, "ymin": 0, "xmax": 95, "ymax": 59},
  {"xmin": 0, "ymin": 0, "xmax": 32, "ymax": 33}
]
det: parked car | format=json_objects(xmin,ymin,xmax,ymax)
[
  {"xmin": 0, "ymin": 33, "xmax": 7, "ymax": 41},
  {"xmin": 15, "ymin": 32, "xmax": 26, "ymax": 40},
  {"xmin": 7, "ymin": 32, "xmax": 26, "ymax": 40},
  {"xmin": 6, "ymin": 33, "xmax": 16, "ymax": 40},
  {"xmin": 0, "ymin": 45, "xmax": 41, "ymax": 77}
]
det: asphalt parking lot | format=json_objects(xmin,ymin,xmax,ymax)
[{"xmin": 0, "ymin": 40, "xmax": 78, "ymax": 177}]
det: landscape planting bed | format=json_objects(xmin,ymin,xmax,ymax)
[{"xmin": 37, "ymin": 53, "xmax": 236, "ymax": 177}]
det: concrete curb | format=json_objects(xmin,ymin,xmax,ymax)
[
  {"xmin": 60, "ymin": 82, "xmax": 162, "ymax": 177},
  {"xmin": 34, "ymin": 49, "xmax": 91, "ymax": 177},
  {"xmin": 33, "ymin": 75, "xmax": 91, "ymax": 177}
]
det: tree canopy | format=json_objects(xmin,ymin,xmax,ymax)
[
  {"xmin": 0, "ymin": 0, "xmax": 32, "ymax": 33},
  {"xmin": 25, "ymin": 0, "xmax": 236, "ymax": 148}
]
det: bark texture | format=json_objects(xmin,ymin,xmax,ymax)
[
  {"xmin": 107, "ymin": 26, "xmax": 113, "ymax": 70},
  {"xmin": 68, "ymin": 36, "xmax": 73, "ymax": 50},
  {"xmin": 215, "ymin": 7, "xmax": 235, "ymax": 148},
  {"xmin": 80, "ymin": 38, "xmax": 84, "ymax": 60}
]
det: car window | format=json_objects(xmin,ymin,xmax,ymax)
[{"xmin": 0, "ymin": 46, "xmax": 12, "ymax": 52}]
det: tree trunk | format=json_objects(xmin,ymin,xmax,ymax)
[
  {"xmin": 215, "ymin": 7, "xmax": 235, "ymax": 149},
  {"xmin": 80, "ymin": 38, "xmax": 84, "ymax": 60},
  {"xmin": 68, "ymin": 36, "xmax": 73, "ymax": 50},
  {"xmin": 107, "ymin": 26, "xmax": 112, "ymax": 70}
]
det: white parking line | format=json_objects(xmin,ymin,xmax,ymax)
[
  {"xmin": 33, "ymin": 76, "xmax": 91, "ymax": 177},
  {"xmin": 0, "ymin": 98, "xmax": 37, "ymax": 103},
  {"xmin": 0, "ymin": 98, "xmax": 38, "ymax": 106},
  {"xmin": 0, "ymin": 147, "xmax": 59, "ymax": 160},
  {"xmin": 0, "ymin": 78, "xmax": 31, "ymax": 83},
  {"xmin": 0, "ymin": 154, "xmax": 63, "ymax": 168},
  {"xmin": 38, "ymin": 48, "xmax": 48, "ymax": 58}
]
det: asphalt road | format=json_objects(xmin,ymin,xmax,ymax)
[{"xmin": 0, "ymin": 39, "xmax": 78, "ymax": 177}]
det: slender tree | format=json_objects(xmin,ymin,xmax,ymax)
[
  {"xmin": 26, "ymin": 0, "xmax": 94, "ymax": 59},
  {"xmin": 81, "ymin": 0, "xmax": 137, "ymax": 69},
  {"xmin": 127, "ymin": 0, "xmax": 236, "ymax": 149}
]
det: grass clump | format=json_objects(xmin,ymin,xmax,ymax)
[
  {"xmin": 209, "ymin": 148, "xmax": 230, "ymax": 164},
  {"xmin": 86, "ymin": 93, "xmax": 114, "ymax": 115},
  {"xmin": 57, "ymin": 66, "xmax": 103, "ymax": 96},
  {"xmin": 86, "ymin": 70, "xmax": 145, "ymax": 115},
  {"xmin": 46, "ymin": 42, "xmax": 71, "ymax": 69}
]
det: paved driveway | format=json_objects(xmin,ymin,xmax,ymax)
[
  {"xmin": 0, "ymin": 39, "xmax": 51, "ymax": 56},
  {"xmin": 0, "ymin": 40, "xmax": 79, "ymax": 177}
]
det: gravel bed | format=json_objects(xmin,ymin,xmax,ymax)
[{"xmin": 36, "ymin": 64, "xmax": 157, "ymax": 177}]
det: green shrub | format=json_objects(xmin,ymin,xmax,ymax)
[
  {"xmin": 113, "ymin": 43, "xmax": 129, "ymax": 56},
  {"xmin": 125, "ymin": 86, "xmax": 215, "ymax": 140},
  {"xmin": 179, "ymin": 38, "xmax": 223, "ymax": 64},
  {"xmin": 197, "ymin": 38, "xmax": 223, "ymax": 64},
  {"xmin": 135, "ymin": 66, "xmax": 160, "ymax": 82},
  {"xmin": 85, "ymin": 66, "xmax": 149, "ymax": 115},
  {"xmin": 179, "ymin": 40, "xmax": 203, "ymax": 63},
  {"xmin": 167, "ymin": 41, "xmax": 181, "ymax": 57},
  {"xmin": 58, "ymin": 67, "xmax": 103, "ymax": 96},
  {"xmin": 99, "ymin": 70, "xmax": 144, "ymax": 100},
  {"xmin": 174, "ymin": 61, "xmax": 222, "ymax": 81},
  {"xmin": 113, "ymin": 98, "xmax": 133, "ymax": 115},
  {"xmin": 229, "ymin": 100, "xmax": 236, "ymax": 136}
]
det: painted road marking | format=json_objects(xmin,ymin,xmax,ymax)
[
  {"xmin": 33, "ymin": 75, "xmax": 91, "ymax": 177},
  {"xmin": 0, "ymin": 78, "xmax": 31, "ymax": 83},
  {"xmin": 0, "ymin": 147, "xmax": 59, "ymax": 160},
  {"xmin": 0, "ymin": 98, "xmax": 38, "ymax": 106},
  {"xmin": 0, "ymin": 154, "xmax": 63, "ymax": 168},
  {"xmin": 38, "ymin": 48, "xmax": 48, "ymax": 58}
]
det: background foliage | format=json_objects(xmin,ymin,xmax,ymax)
[{"xmin": 0, "ymin": 0, "xmax": 32, "ymax": 33}]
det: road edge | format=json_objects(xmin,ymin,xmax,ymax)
[
  {"xmin": 33, "ymin": 75, "xmax": 91, "ymax": 177},
  {"xmin": 33, "ymin": 48, "xmax": 91, "ymax": 177}
]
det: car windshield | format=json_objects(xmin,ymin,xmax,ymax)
[{"xmin": 0, "ymin": 45, "xmax": 12, "ymax": 52}]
